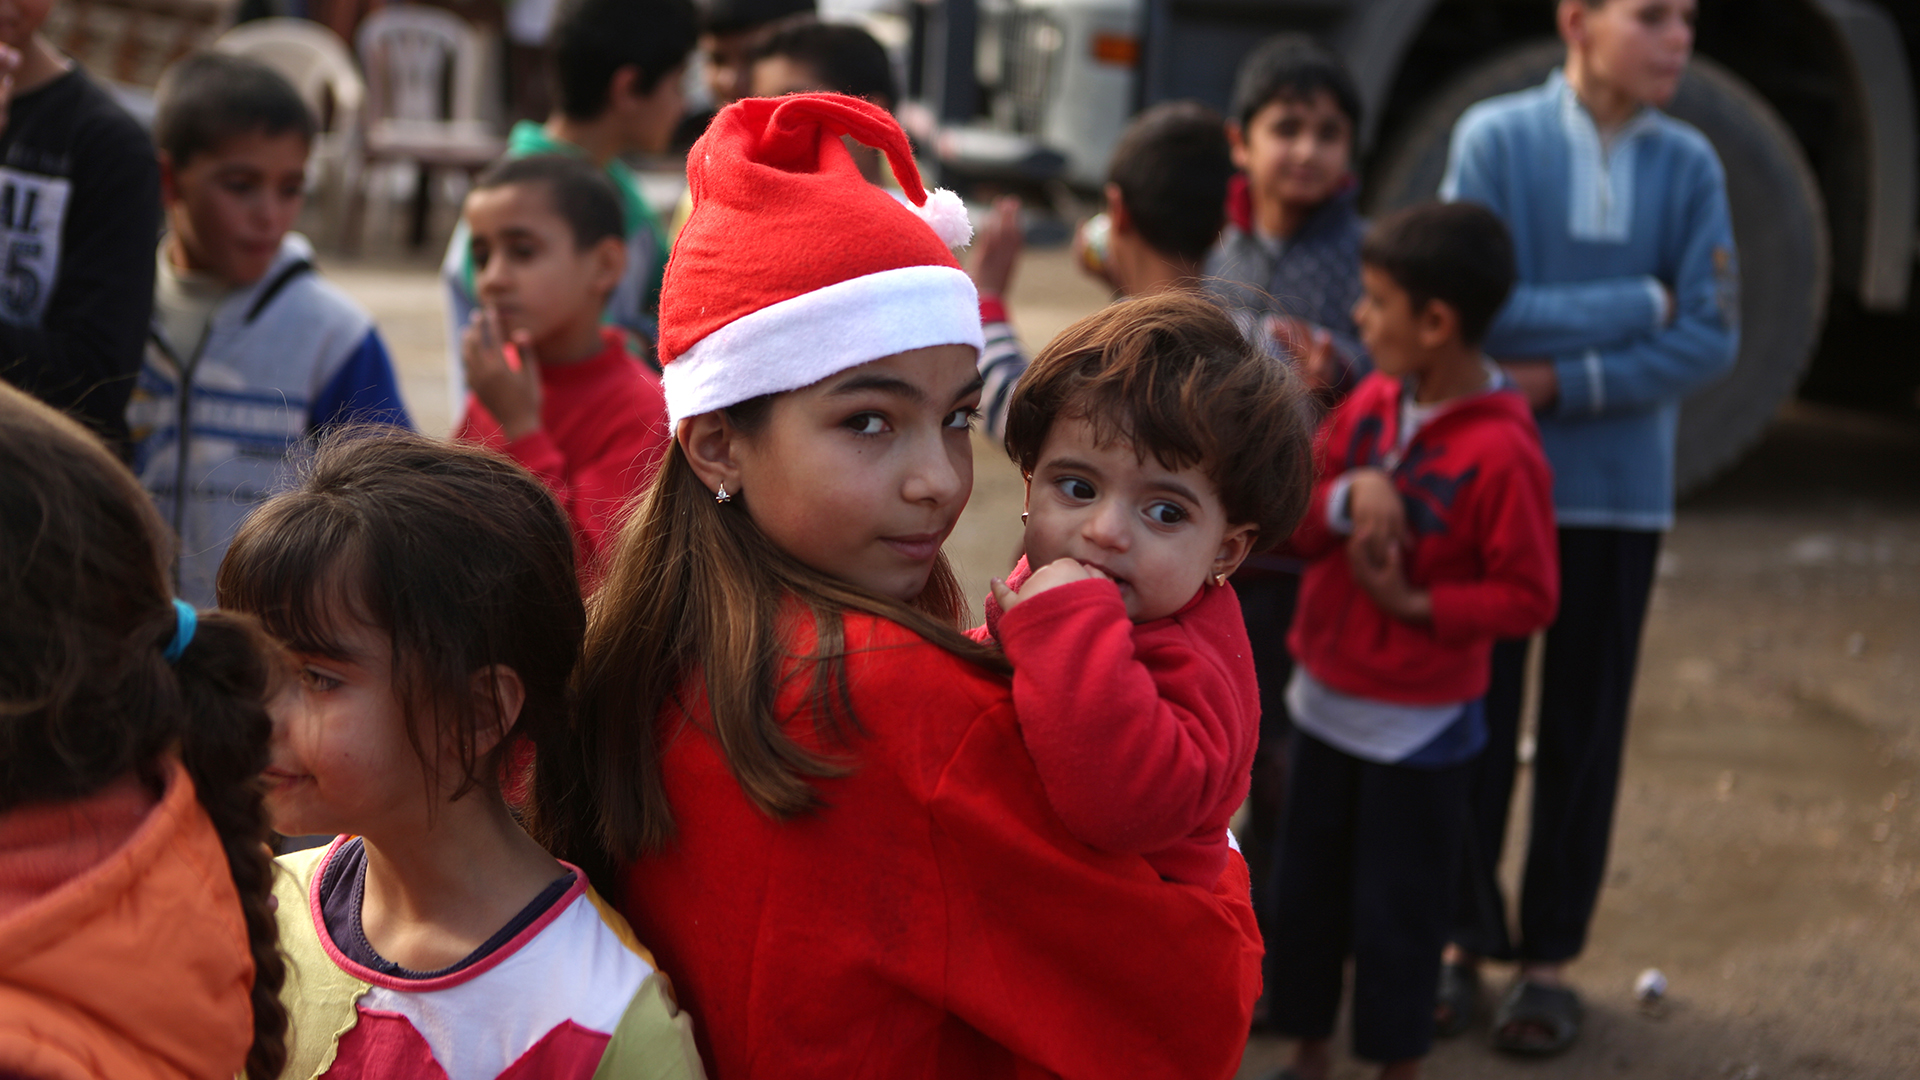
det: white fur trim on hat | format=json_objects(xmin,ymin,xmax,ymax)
[{"xmin": 665, "ymin": 265, "xmax": 985, "ymax": 427}]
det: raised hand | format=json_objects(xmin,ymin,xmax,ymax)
[{"xmin": 461, "ymin": 307, "xmax": 543, "ymax": 441}]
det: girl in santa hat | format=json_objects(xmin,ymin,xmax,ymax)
[{"xmin": 526, "ymin": 92, "xmax": 1263, "ymax": 1079}]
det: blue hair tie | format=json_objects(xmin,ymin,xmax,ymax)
[{"xmin": 163, "ymin": 598, "xmax": 198, "ymax": 664}]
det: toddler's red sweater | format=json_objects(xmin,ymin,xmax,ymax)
[
  {"xmin": 458, "ymin": 328, "xmax": 669, "ymax": 576},
  {"xmin": 976, "ymin": 561, "xmax": 1259, "ymax": 885}
]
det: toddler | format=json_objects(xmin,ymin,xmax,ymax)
[
  {"xmin": 980, "ymin": 290, "xmax": 1314, "ymax": 884},
  {"xmin": 219, "ymin": 432, "xmax": 703, "ymax": 1079}
]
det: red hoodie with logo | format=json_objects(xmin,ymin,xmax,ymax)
[{"xmin": 1289, "ymin": 372, "xmax": 1559, "ymax": 705}]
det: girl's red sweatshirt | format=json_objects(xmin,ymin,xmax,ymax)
[
  {"xmin": 621, "ymin": 609, "xmax": 1263, "ymax": 1080},
  {"xmin": 1289, "ymin": 372, "xmax": 1560, "ymax": 705}
]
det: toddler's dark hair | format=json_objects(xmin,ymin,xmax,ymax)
[
  {"xmin": 1360, "ymin": 201, "xmax": 1516, "ymax": 347},
  {"xmin": 752, "ymin": 23, "xmax": 896, "ymax": 108},
  {"xmin": 0, "ymin": 383, "xmax": 286, "ymax": 1079},
  {"xmin": 154, "ymin": 52, "xmax": 316, "ymax": 167},
  {"xmin": 552, "ymin": 0, "xmax": 699, "ymax": 117},
  {"xmin": 218, "ymin": 431, "xmax": 585, "ymax": 807},
  {"xmin": 1229, "ymin": 33, "xmax": 1362, "ymax": 134},
  {"xmin": 1107, "ymin": 101, "xmax": 1234, "ymax": 263},
  {"xmin": 472, "ymin": 154, "xmax": 626, "ymax": 249},
  {"xmin": 1005, "ymin": 291, "xmax": 1313, "ymax": 549}
]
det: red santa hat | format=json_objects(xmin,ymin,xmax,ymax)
[{"xmin": 658, "ymin": 92, "xmax": 982, "ymax": 427}]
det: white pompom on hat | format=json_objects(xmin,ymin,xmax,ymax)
[{"xmin": 657, "ymin": 92, "xmax": 982, "ymax": 427}]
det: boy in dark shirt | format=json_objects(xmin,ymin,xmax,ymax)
[
  {"xmin": 1206, "ymin": 33, "xmax": 1368, "ymax": 396},
  {"xmin": 0, "ymin": 0, "xmax": 160, "ymax": 459}
]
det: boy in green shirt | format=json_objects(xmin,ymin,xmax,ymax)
[{"xmin": 440, "ymin": 0, "xmax": 696, "ymax": 421}]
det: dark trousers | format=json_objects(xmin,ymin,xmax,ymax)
[
  {"xmin": 1268, "ymin": 729, "xmax": 1474, "ymax": 1063},
  {"xmin": 1452, "ymin": 527, "xmax": 1661, "ymax": 964}
]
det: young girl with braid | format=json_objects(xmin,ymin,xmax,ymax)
[
  {"xmin": 219, "ymin": 431, "xmax": 704, "ymax": 1080},
  {"xmin": 0, "ymin": 382, "xmax": 287, "ymax": 1080}
]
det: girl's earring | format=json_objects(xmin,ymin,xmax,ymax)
[
  {"xmin": 1020, "ymin": 511, "xmax": 1029, "ymax": 525},
  {"xmin": 1212, "ymin": 570, "xmax": 1228, "ymax": 587},
  {"xmin": 716, "ymin": 483, "xmax": 733, "ymax": 505}
]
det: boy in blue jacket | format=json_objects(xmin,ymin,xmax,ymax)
[
  {"xmin": 1436, "ymin": 0, "xmax": 1738, "ymax": 1056},
  {"xmin": 128, "ymin": 54, "xmax": 411, "ymax": 606}
]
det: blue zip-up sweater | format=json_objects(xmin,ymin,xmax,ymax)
[
  {"xmin": 1440, "ymin": 70, "xmax": 1739, "ymax": 530},
  {"xmin": 127, "ymin": 234, "xmax": 412, "ymax": 604}
]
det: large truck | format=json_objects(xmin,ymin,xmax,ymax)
[{"xmin": 906, "ymin": 0, "xmax": 1918, "ymax": 490}]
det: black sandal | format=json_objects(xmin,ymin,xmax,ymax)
[
  {"xmin": 1434, "ymin": 960, "xmax": 1479, "ymax": 1037},
  {"xmin": 1491, "ymin": 979, "xmax": 1582, "ymax": 1056}
]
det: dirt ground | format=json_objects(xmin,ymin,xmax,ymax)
[{"xmin": 328, "ymin": 235, "xmax": 1920, "ymax": 1080}]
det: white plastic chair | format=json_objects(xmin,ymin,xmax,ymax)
[
  {"xmin": 352, "ymin": 4, "xmax": 504, "ymax": 247},
  {"xmin": 214, "ymin": 18, "xmax": 366, "ymax": 248}
]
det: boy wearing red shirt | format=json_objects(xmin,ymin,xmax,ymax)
[
  {"xmin": 976, "ymin": 290, "xmax": 1315, "ymax": 886},
  {"xmin": 1265, "ymin": 203, "xmax": 1558, "ymax": 1080},
  {"xmin": 457, "ymin": 155, "xmax": 671, "ymax": 574}
]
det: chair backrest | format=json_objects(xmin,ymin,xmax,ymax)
[
  {"xmin": 354, "ymin": 4, "xmax": 488, "ymax": 127},
  {"xmin": 43, "ymin": 0, "xmax": 237, "ymax": 91},
  {"xmin": 213, "ymin": 18, "xmax": 364, "ymax": 136}
]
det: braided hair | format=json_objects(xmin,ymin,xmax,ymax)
[{"xmin": 0, "ymin": 383, "xmax": 287, "ymax": 1078}]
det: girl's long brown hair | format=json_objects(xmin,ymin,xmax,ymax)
[
  {"xmin": 0, "ymin": 384, "xmax": 286, "ymax": 1078},
  {"xmin": 528, "ymin": 405, "xmax": 1008, "ymax": 877}
]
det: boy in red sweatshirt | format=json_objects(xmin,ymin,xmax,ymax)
[
  {"xmin": 1264, "ymin": 202, "xmax": 1558, "ymax": 1080},
  {"xmin": 457, "ymin": 154, "xmax": 671, "ymax": 576},
  {"xmin": 975, "ymin": 290, "xmax": 1315, "ymax": 886}
]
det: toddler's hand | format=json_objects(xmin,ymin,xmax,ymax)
[
  {"xmin": 462, "ymin": 307, "xmax": 542, "ymax": 441},
  {"xmin": 991, "ymin": 557, "xmax": 1108, "ymax": 615},
  {"xmin": 1345, "ymin": 468, "xmax": 1405, "ymax": 565}
]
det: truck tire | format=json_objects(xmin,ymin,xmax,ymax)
[{"xmin": 1368, "ymin": 40, "xmax": 1829, "ymax": 495}]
